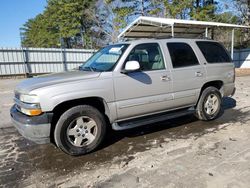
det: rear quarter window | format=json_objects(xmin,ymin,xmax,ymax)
[{"xmin": 196, "ymin": 41, "xmax": 231, "ymax": 63}]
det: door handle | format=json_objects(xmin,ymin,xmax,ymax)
[
  {"xmin": 195, "ymin": 72, "xmax": 203, "ymax": 77},
  {"xmin": 161, "ymin": 75, "xmax": 171, "ymax": 81}
]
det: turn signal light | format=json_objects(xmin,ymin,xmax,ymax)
[
  {"xmin": 20, "ymin": 108, "xmax": 42, "ymax": 116},
  {"xmin": 29, "ymin": 109, "xmax": 43, "ymax": 116}
]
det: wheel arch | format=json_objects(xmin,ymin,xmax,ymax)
[
  {"xmin": 196, "ymin": 80, "xmax": 224, "ymax": 106},
  {"xmin": 50, "ymin": 97, "xmax": 111, "ymax": 142}
]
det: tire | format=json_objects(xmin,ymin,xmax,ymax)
[
  {"xmin": 195, "ymin": 86, "xmax": 222, "ymax": 121},
  {"xmin": 54, "ymin": 105, "xmax": 107, "ymax": 156}
]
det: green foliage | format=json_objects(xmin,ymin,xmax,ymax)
[
  {"xmin": 163, "ymin": 0, "xmax": 193, "ymax": 19},
  {"xmin": 191, "ymin": 4, "xmax": 216, "ymax": 21},
  {"xmin": 21, "ymin": 0, "xmax": 246, "ymax": 48},
  {"xmin": 21, "ymin": 14, "xmax": 60, "ymax": 48},
  {"xmin": 189, "ymin": 0, "xmax": 217, "ymax": 21},
  {"xmin": 113, "ymin": 5, "xmax": 134, "ymax": 31},
  {"xmin": 21, "ymin": 0, "xmax": 95, "ymax": 48},
  {"xmin": 233, "ymin": 0, "xmax": 250, "ymax": 47},
  {"xmin": 215, "ymin": 12, "xmax": 239, "ymax": 24},
  {"xmin": 100, "ymin": 0, "xmax": 164, "ymax": 42}
]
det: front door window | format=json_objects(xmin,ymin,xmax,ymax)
[{"xmin": 126, "ymin": 43, "xmax": 165, "ymax": 71}]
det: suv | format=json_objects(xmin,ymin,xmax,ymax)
[{"xmin": 10, "ymin": 38, "xmax": 235, "ymax": 156}]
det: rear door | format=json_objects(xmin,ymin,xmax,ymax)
[
  {"xmin": 166, "ymin": 42, "xmax": 206, "ymax": 108},
  {"xmin": 196, "ymin": 41, "xmax": 235, "ymax": 90}
]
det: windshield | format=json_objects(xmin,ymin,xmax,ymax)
[{"xmin": 80, "ymin": 44, "xmax": 129, "ymax": 72}]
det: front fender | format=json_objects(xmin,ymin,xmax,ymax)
[{"xmin": 31, "ymin": 77, "xmax": 115, "ymax": 112}]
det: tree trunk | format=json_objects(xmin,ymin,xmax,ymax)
[
  {"xmin": 247, "ymin": 0, "xmax": 250, "ymax": 26},
  {"xmin": 196, "ymin": 0, "xmax": 200, "ymax": 8},
  {"xmin": 141, "ymin": 0, "xmax": 145, "ymax": 16}
]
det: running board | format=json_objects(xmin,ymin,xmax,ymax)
[{"xmin": 112, "ymin": 107, "xmax": 195, "ymax": 131}]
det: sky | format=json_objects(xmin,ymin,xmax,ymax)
[
  {"xmin": 0, "ymin": 0, "xmax": 239, "ymax": 48},
  {"xmin": 0, "ymin": 0, "xmax": 47, "ymax": 47}
]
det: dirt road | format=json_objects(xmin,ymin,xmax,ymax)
[{"xmin": 0, "ymin": 76, "xmax": 250, "ymax": 188}]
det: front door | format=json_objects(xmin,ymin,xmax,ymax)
[{"xmin": 113, "ymin": 43, "xmax": 173, "ymax": 120}]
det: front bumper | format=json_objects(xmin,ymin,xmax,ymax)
[{"xmin": 10, "ymin": 105, "xmax": 53, "ymax": 144}]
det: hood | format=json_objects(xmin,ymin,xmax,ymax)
[{"xmin": 15, "ymin": 71, "xmax": 101, "ymax": 94}]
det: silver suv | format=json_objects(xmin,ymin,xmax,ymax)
[{"xmin": 10, "ymin": 38, "xmax": 235, "ymax": 156}]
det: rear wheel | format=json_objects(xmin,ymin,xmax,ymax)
[
  {"xmin": 54, "ymin": 105, "xmax": 106, "ymax": 156},
  {"xmin": 195, "ymin": 86, "xmax": 222, "ymax": 121}
]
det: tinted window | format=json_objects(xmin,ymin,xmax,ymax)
[
  {"xmin": 196, "ymin": 41, "xmax": 231, "ymax": 63},
  {"xmin": 126, "ymin": 43, "xmax": 165, "ymax": 71},
  {"xmin": 167, "ymin": 43, "xmax": 199, "ymax": 68}
]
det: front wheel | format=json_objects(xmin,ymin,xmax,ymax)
[
  {"xmin": 195, "ymin": 86, "xmax": 222, "ymax": 121},
  {"xmin": 54, "ymin": 105, "xmax": 107, "ymax": 156}
]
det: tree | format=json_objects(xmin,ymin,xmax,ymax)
[
  {"xmin": 93, "ymin": 0, "xmax": 164, "ymax": 43},
  {"xmin": 21, "ymin": 0, "xmax": 244, "ymax": 48},
  {"xmin": 190, "ymin": 0, "xmax": 218, "ymax": 21},
  {"xmin": 92, "ymin": 0, "xmax": 241, "ymax": 44},
  {"xmin": 163, "ymin": 0, "xmax": 193, "ymax": 19},
  {"xmin": 21, "ymin": 0, "xmax": 95, "ymax": 48},
  {"xmin": 21, "ymin": 14, "xmax": 60, "ymax": 48},
  {"xmin": 235, "ymin": 0, "xmax": 250, "ymax": 25},
  {"xmin": 234, "ymin": 0, "xmax": 250, "ymax": 47}
]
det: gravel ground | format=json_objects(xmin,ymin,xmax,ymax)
[
  {"xmin": 0, "ymin": 76, "xmax": 250, "ymax": 188},
  {"xmin": 0, "ymin": 78, "xmax": 23, "ymax": 128}
]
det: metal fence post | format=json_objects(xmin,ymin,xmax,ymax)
[
  {"xmin": 61, "ymin": 48, "xmax": 67, "ymax": 71},
  {"xmin": 231, "ymin": 29, "xmax": 235, "ymax": 60},
  {"xmin": 22, "ymin": 47, "xmax": 31, "ymax": 77},
  {"xmin": 239, "ymin": 49, "xmax": 242, "ymax": 68}
]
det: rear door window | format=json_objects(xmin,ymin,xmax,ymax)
[
  {"xmin": 196, "ymin": 41, "xmax": 231, "ymax": 63},
  {"xmin": 167, "ymin": 43, "xmax": 199, "ymax": 68}
]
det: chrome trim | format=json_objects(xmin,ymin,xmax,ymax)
[{"xmin": 119, "ymin": 95, "xmax": 173, "ymax": 109}]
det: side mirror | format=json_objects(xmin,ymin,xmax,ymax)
[{"xmin": 121, "ymin": 61, "xmax": 140, "ymax": 74}]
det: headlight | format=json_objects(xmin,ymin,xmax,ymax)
[
  {"xmin": 15, "ymin": 93, "xmax": 42, "ymax": 116},
  {"xmin": 19, "ymin": 94, "xmax": 40, "ymax": 103}
]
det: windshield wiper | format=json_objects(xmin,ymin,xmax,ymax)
[
  {"xmin": 80, "ymin": 66, "xmax": 95, "ymax": 72},
  {"xmin": 81, "ymin": 66, "xmax": 104, "ymax": 72}
]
